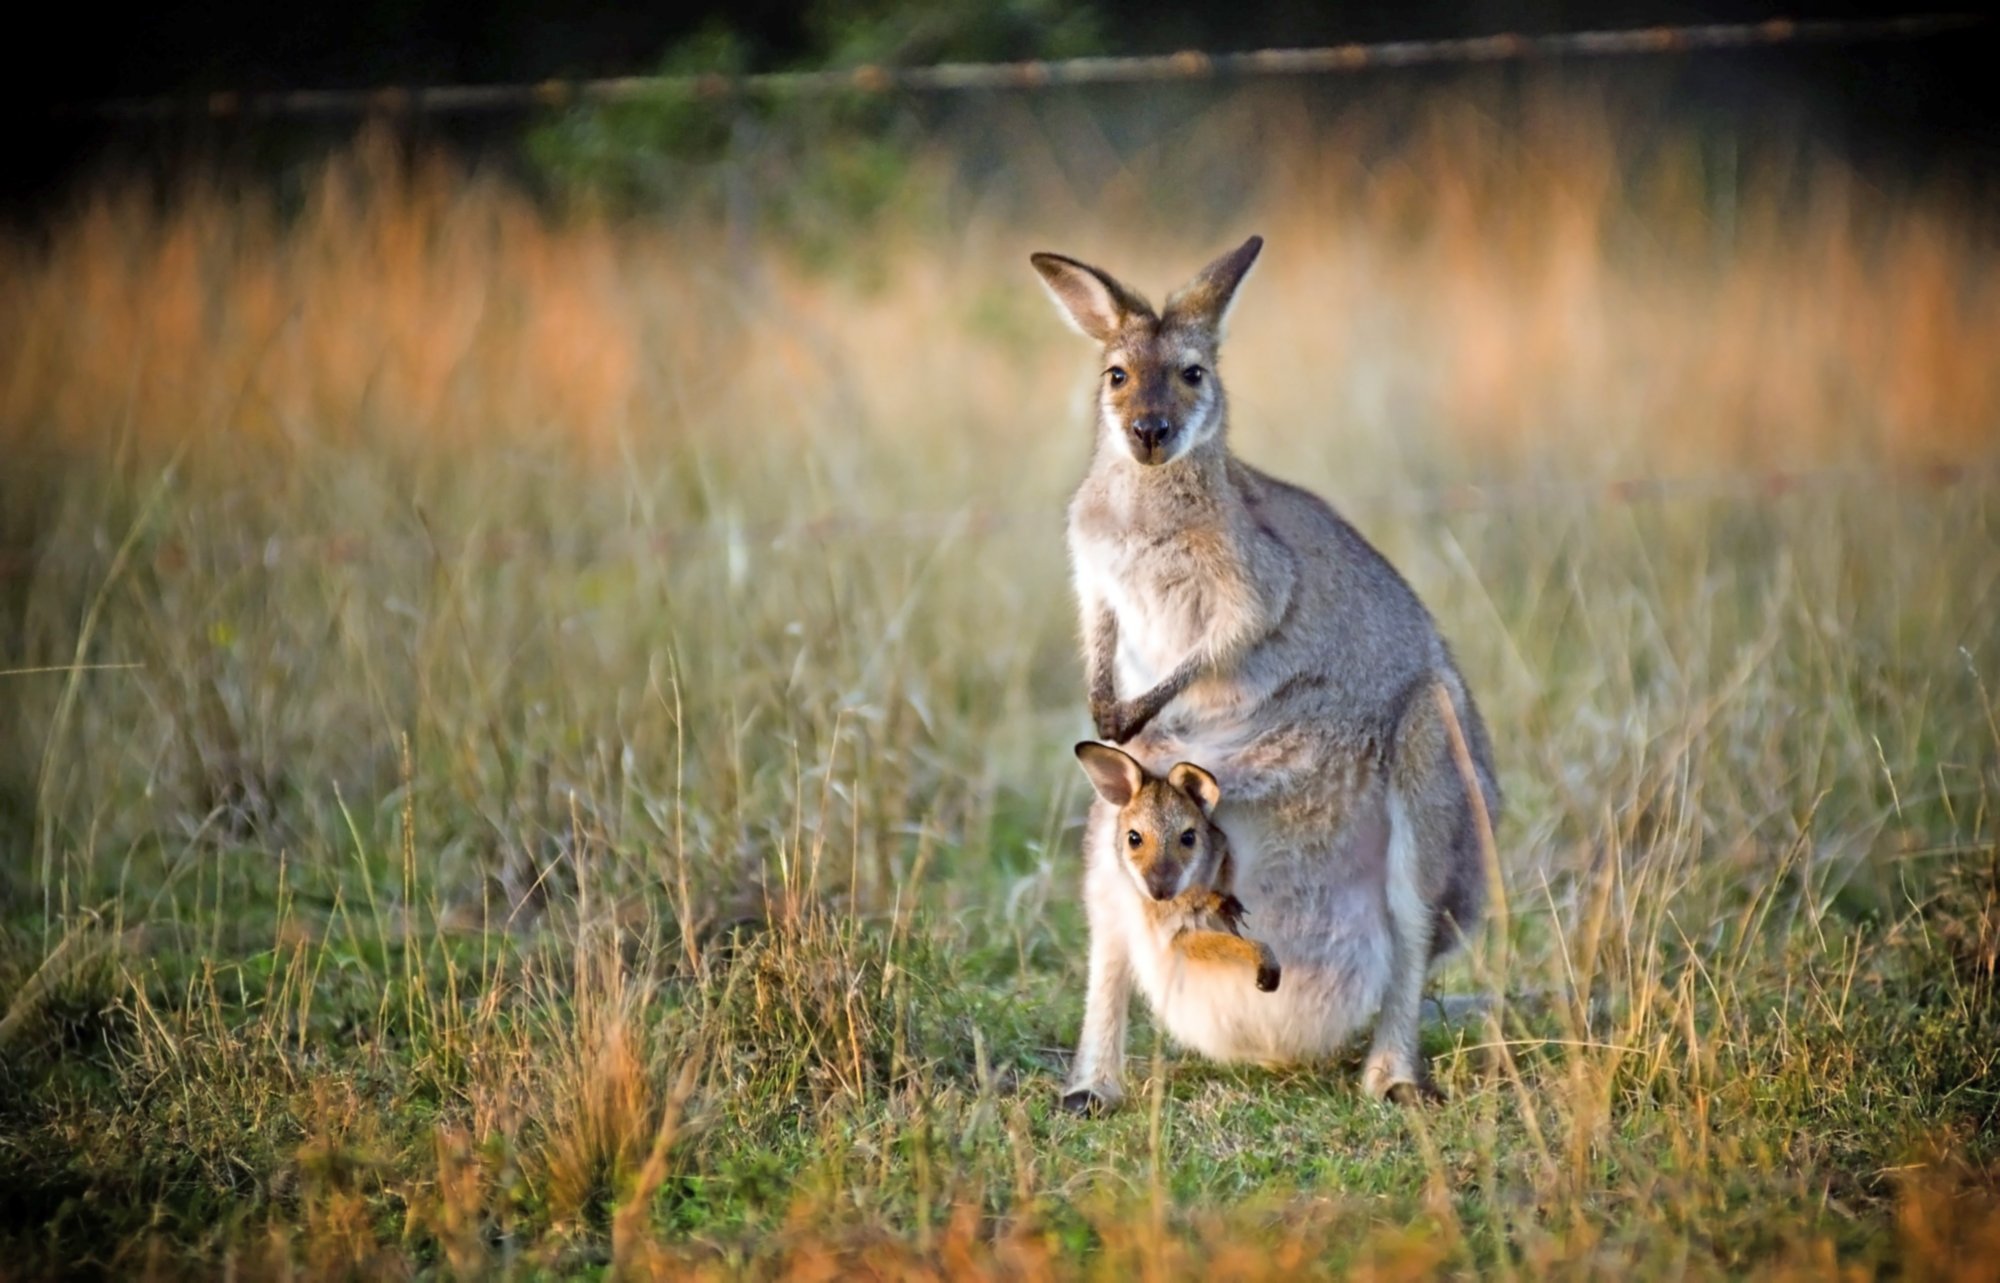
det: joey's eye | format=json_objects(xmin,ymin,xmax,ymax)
[
  {"xmin": 1181, "ymin": 365, "xmax": 1204, "ymax": 386},
  {"xmin": 1107, "ymin": 366, "xmax": 1128, "ymax": 387},
  {"xmin": 1180, "ymin": 829, "xmax": 1197, "ymax": 847},
  {"xmin": 1126, "ymin": 830, "xmax": 1143, "ymax": 848}
]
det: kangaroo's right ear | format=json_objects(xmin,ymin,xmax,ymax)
[
  {"xmin": 1030, "ymin": 252, "xmax": 1152, "ymax": 344},
  {"xmin": 1166, "ymin": 762, "xmax": 1222, "ymax": 816},
  {"xmin": 1074, "ymin": 741, "xmax": 1144, "ymax": 807}
]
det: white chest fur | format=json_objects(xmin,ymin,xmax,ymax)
[
  {"xmin": 1084, "ymin": 799, "xmax": 1395, "ymax": 1065},
  {"xmin": 1070, "ymin": 527, "xmax": 1202, "ymax": 695}
]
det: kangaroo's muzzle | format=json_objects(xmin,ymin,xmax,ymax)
[{"xmin": 1129, "ymin": 415, "xmax": 1173, "ymax": 464}]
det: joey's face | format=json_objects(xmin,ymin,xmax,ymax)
[
  {"xmin": 1098, "ymin": 325, "xmax": 1222, "ymax": 467},
  {"xmin": 1074, "ymin": 743, "xmax": 1226, "ymax": 904},
  {"xmin": 1115, "ymin": 782, "xmax": 1219, "ymax": 902}
]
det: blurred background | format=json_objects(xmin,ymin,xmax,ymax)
[
  {"xmin": 9, "ymin": 1, "xmax": 1999, "ymax": 476},
  {"xmin": 4, "ymin": 0, "xmax": 1998, "ymax": 1042}
]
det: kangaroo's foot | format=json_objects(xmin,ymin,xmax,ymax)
[
  {"xmin": 1059, "ymin": 1080, "xmax": 1124, "ymax": 1116},
  {"xmin": 1361, "ymin": 1049, "xmax": 1443, "ymax": 1104},
  {"xmin": 1386, "ymin": 1079, "xmax": 1446, "ymax": 1106}
]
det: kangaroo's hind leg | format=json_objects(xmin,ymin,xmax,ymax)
[
  {"xmin": 1365, "ymin": 675, "xmax": 1498, "ymax": 1103},
  {"xmin": 1065, "ymin": 806, "xmax": 1135, "ymax": 1114}
]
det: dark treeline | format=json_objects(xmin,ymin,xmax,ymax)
[{"xmin": 8, "ymin": 0, "xmax": 1997, "ymax": 216}]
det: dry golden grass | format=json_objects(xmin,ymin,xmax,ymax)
[
  {"xmin": 7, "ymin": 97, "xmax": 1998, "ymax": 477},
  {"xmin": 1, "ymin": 87, "xmax": 1997, "ymax": 1278}
]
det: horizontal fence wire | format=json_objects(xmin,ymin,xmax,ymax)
[
  {"xmin": 2, "ymin": 460, "xmax": 1992, "ymax": 581},
  {"xmin": 64, "ymin": 14, "xmax": 1985, "ymax": 120}
]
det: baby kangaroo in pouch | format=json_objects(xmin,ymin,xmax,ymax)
[
  {"xmin": 1073, "ymin": 741, "xmax": 1281, "ymax": 994},
  {"xmin": 1036, "ymin": 236, "xmax": 1502, "ymax": 1113}
]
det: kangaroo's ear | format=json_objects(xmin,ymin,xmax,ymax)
[
  {"xmin": 1167, "ymin": 762, "xmax": 1222, "ymax": 816},
  {"xmin": 1075, "ymin": 741, "xmax": 1144, "ymax": 807},
  {"xmin": 1031, "ymin": 252, "xmax": 1151, "ymax": 343},
  {"xmin": 1164, "ymin": 235, "xmax": 1263, "ymax": 338}
]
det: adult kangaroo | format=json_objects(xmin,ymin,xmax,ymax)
[{"xmin": 1032, "ymin": 235, "xmax": 1502, "ymax": 1110}]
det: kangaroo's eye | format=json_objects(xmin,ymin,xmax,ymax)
[
  {"xmin": 1107, "ymin": 367, "xmax": 1128, "ymax": 387},
  {"xmin": 1126, "ymin": 830, "xmax": 1143, "ymax": 848},
  {"xmin": 1181, "ymin": 365, "xmax": 1204, "ymax": 385},
  {"xmin": 1180, "ymin": 829, "xmax": 1197, "ymax": 847}
]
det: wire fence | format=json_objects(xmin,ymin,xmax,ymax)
[{"xmin": 66, "ymin": 13, "xmax": 1984, "ymax": 121}]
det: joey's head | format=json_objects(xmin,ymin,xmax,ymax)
[
  {"xmin": 1074, "ymin": 742, "xmax": 1225, "ymax": 902},
  {"xmin": 1030, "ymin": 236, "xmax": 1262, "ymax": 467}
]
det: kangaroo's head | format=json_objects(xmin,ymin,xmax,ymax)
[
  {"xmin": 1030, "ymin": 236, "xmax": 1262, "ymax": 467},
  {"xmin": 1074, "ymin": 741, "xmax": 1225, "ymax": 902}
]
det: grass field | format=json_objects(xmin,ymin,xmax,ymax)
[{"xmin": 2, "ymin": 96, "xmax": 1998, "ymax": 1278}]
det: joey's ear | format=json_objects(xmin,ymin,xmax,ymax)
[
  {"xmin": 1163, "ymin": 235, "xmax": 1263, "ymax": 337},
  {"xmin": 1030, "ymin": 252, "xmax": 1151, "ymax": 343},
  {"xmin": 1075, "ymin": 741, "xmax": 1145, "ymax": 807},
  {"xmin": 1166, "ymin": 762, "xmax": 1222, "ymax": 816}
]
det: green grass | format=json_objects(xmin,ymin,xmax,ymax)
[
  {"xmin": 3, "ymin": 110, "xmax": 1999, "ymax": 1278},
  {"xmin": 4, "ymin": 462, "xmax": 1993, "ymax": 1278}
]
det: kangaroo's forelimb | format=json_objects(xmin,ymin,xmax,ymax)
[
  {"xmin": 1101, "ymin": 650, "xmax": 1204, "ymax": 743},
  {"xmin": 1086, "ymin": 606, "xmax": 1123, "ymax": 741}
]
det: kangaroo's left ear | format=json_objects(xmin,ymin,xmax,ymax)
[
  {"xmin": 1030, "ymin": 251, "xmax": 1154, "ymax": 344},
  {"xmin": 1163, "ymin": 235, "xmax": 1263, "ymax": 338},
  {"xmin": 1166, "ymin": 762, "xmax": 1222, "ymax": 816},
  {"xmin": 1075, "ymin": 741, "xmax": 1145, "ymax": 807}
]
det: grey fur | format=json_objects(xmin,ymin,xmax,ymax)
[{"xmin": 1034, "ymin": 237, "xmax": 1503, "ymax": 1106}]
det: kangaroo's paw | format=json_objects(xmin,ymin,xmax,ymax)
[
  {"xmin": 1098, "ymin": 698, "xmax": 1162, "ymax": 745},
  {"xmin": 1255, "ymin": 960, "xmax": 1281, "ymax": 992}
]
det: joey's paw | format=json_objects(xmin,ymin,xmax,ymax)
[
  {"xmin": 1059, "ymin": 1084, "xmax": 1122, "ymax": 1116},
  {"xmin": 1217, "ymin": 894, "xmax": 1247, "ymax": 923},
  {"xmin": 1255, "ymin": 961, "xmax": 1281, "ymax": 992}
]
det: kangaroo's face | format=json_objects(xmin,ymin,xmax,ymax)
[
  {"xmin": 1097, "ymin": 322, "xmax": 1221, "ymax": 466},
  {"xmin": 1031, "ymin": 237, "xmax": 1263, "ymax": 468},
  {"xmin": 1075, "ymin": 743, "xmax": 1225, "ymax": 901}
]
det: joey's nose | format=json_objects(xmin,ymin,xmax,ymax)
[{"xmin": 1132, "ymin": 417, "xmax": 1171, "ymax": 452}]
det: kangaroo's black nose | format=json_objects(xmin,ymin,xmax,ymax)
[{"xmin": 1132, "ymin": 417, "xmax": 1171, "ymax": 452}]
